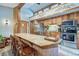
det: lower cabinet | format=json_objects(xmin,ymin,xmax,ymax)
[
  {"xmin": 77, "ymin": 33, "xmax": 79, "ymax": 49},
  {"xmin": 33, "ymin": 45, "xmax": 58, "ymax": 56}
]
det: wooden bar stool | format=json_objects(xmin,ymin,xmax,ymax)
[
  {"xmin": 10, "ymin": 35, "xmax": 17, "ymax": 56},
  {"xmin": 14, "ymin": 35, "xmax": 35, "ymax": 56},
  {"xmin": 4, "ymin": 37, "xmax": 11, "ymax": 46}
]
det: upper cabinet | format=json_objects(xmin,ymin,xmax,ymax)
[
  {"xmin": 55, "ymin": 16, "xmax": 62, "ymax": 25},
  {"xmin": 43, "ymin": 19, "xmax": 53, "ymax": 26},
  {"xmin": 62, "ymin": 14, "xmax": 68, "ymax": 22}
]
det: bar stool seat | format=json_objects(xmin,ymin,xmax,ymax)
[{"xmin": 19, "ymin": 47, "xmax": 34, "ymax": 56}]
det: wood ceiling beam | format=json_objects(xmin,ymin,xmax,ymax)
[
  {"xmin": 15, "ymin": 3, "xmax": 25, "ymax": 9},
  {"xmin": 34, "ymin": 3, "xmax": 56, "ymax": 14}
]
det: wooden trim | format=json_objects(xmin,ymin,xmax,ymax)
[{"xmin": 13, "ymin": 3, "xmax": 25, "ymax": 34}]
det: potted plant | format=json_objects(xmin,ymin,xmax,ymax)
[{"xmin": 0, "ymin": 34, "xmax": 4, "ymax": 44}]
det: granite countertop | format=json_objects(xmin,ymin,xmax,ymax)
[{"xmin": 14, "ymin": 33, "xmax": 61, "ymax": 48}]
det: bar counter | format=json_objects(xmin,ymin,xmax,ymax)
[{"xmin": 13, "ymin": 33, "xmax": 60, "ymax": 56}]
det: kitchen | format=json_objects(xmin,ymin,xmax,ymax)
[{"xmin": 0, "ymin": 3, "xmax": 79, "ymax": 56}]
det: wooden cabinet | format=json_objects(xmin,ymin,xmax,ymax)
[
  {"xmin": 74, "ymin": 12, "xmax": 78, "ymax": 20},
  {"xmin": 74, "ymin": 12, "xmax": 79, "ymax": 23},
  {"xmin": 62, "ymin": 12, "xmax": 79, "ymax": 22},
  {"xmin": 52, "ymin": 18, "xmax": 56, "ymax": 24},
  {"xmin": 30, "ymin": 21, "xmax": 35, "ymax": 34},
  {"xmin": 20, "ymin": 21, "xmax": 27, "ymax": 33},
  {"xmin": 55, "ymin": 16, "xmax": 62, "ymax": 25},
  {"xmin": 51, "ymin": 16, "xmax": 62, "ymax": 25},
  {"xmin": 30, "ymin": 12, "xmax": 79, "ymax": 38},
  {"xmin": 68, "ymin": 13, "xmax": 74, "ymax": 19},
  {"xmin": 44, "ymin": 19, "xmax": 53, "ymax": 26},
  {"xmin": 62, "ymin": 14, "xmax": 68, "ymax": 22}
]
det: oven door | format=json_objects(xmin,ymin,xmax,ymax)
[
  {"xmin": 61, "ymin": 33, "xmax": 68, "ymax": 40},
  {"xmin": 61, "ymin": 33, "xmax": 75, "ymax": 42}
]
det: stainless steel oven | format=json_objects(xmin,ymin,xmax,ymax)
[{"xmin": 61, "ymin": 20, "xmax": 77, "ymax": 43}]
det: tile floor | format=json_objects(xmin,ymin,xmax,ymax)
[
  {"xmin": 59, "ymin": 45, "xmax": 79, "ymax": 56},
  {"xmin": 0, "ymin": 45, "xmax": 79, "ymax": 56},
  {"xmin": 0, "ymin": 45, "xmax": 13, "ymax": 56}
]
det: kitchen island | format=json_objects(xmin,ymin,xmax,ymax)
[{"xmin": 13, "ymin": 33, "xmax": 60, "ymax": 56}]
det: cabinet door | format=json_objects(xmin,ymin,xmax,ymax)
[
  {"xmin": 73, "ymin": 12, "xmax": 78, "ymax": 20},
  {"xmin": 20, "ymin": 21, "xmax": 27, "ymax": 33},
  {"xmin": 44, "ymin": 20, "xmax": 52, "ymax": 26},
  {"xmin": 74, "ymin": 12, "xmax": 79, "ymax": 23},
  {"xmin": 62, "ymin": 15, "xmax": 68, "ymax": 22},
  {"xmin": 55, "ymin": 16, "xmax": 62, "ymax": 25},
  {"xmin": 52, "ymin": 18, "xmax": 56, "ymax": 24},
  {"xmin": 44, "ymin": 20, "xmax": 47, "ymax": 26},
  {"xmin": 68, "ymin": 13, "xmax": 74, "ymax": 19},
  {"xmin": 30, "ymin": 22, "xmax": 34, "ymax": 34}
]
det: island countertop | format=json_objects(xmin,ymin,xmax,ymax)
[{"xmin": 14, "ymin": 33, "xmax": 60, "ymax": 48}]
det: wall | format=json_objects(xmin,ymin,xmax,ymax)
[{"xmin": 0, "ymin": 6, "xmax": 13, "ymax": 37}]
